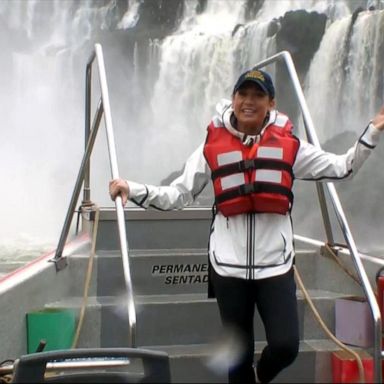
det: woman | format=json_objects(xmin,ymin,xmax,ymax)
[{"xmin": 110, "ymin": 68, "xmax": 384, "ymax": 383}]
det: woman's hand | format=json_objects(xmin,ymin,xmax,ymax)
[
  {"xmin": 372, "ymin": 105, "xmax": 384, "ymax": 131},
  {"xmin": 109, "ymin": 179, "xmax": 130, "ymax": 206}
]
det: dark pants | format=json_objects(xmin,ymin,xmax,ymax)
[{"xmin": 210, "ymin": 266, "xmax": 299, "ymax": 383}]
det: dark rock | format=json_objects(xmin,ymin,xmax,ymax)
[
  {"xmin": 352, "ymin": 6, "xmax": 365, "ymax": 22},
  {"xmin": 244, "ymin": 0, "xmax": 265, "ymax": 21},
  {"xmin": 341, "ymin": 6, "xmax": 364, "ymax": 76},
  {"xmin": 274, "ymin": 10, "xmax": 327, "ymax": 121},
  {"xmin": 276, "ymin": 10, "xmax": 327, "ymax": 75},
  {"xmin": 232, "ymin": 24, "xmax": 245, "ymax": 37},
  {"xmin": 267, "ymin": 18, "xmax": 281, "ymax": 37},
  {"xmin": 130, "ymin": 0, "xmax": 185, "ymax": 39},
  {"xmin": 196, "ymin": 0, "xmax": 208, "ymax": 15}
]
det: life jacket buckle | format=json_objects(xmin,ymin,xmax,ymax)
[
  {"xmin": 239, "ymin": 159, "xmax": 255, "ymax": 172},
  {"xmin": 240, "ymin": 183, "xmax": 255, "ymax": 195}
]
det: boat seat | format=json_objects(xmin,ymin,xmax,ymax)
[{"xmin": 11, "ymin": 347, "xmax": 171, "ymax": 383}]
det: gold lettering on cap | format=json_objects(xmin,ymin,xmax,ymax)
[{"xmin": 244, "ymin": 70, "xmax": 265, "ymax": 82}]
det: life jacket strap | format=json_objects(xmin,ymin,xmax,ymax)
[
  {"xmin": 215, "ymin": 182, "xmax": 294, "ymax": 205},
  {"xmin": 211, "ymin": 159, "xmax": 293, "ymax": 181}
]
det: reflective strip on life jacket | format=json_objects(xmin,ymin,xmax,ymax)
[
  {"xmin": 218, "ymin": 151, "xmax": 242, "ymax": 166},
  {"xmin": 255, "ymin": 169, "xmax": 281, "ymax": 183},
  {"xmin": 211, "ymin": 158, "xmax": 293, "ymax": 180},
  {"xmin": 221, "ymin": 173, "xmax": 245, "ymax": 190},
  {"xmin": 257, "ymin": 146, "xmax": 283, "ymax": 158}
]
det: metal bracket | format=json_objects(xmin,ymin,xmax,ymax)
[
  {"xmin": 320, "ymin": 244, "xmax": 340, "ymax": 259},
  {"xmin": 49, "ymin": 256, "xmax": 68, "ymax": 272}
]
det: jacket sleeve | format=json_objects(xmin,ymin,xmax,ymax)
[
  {"xmin": 293, "ymin": 123, "xmax": 381, "ymax": 181},
  {"xmin": 127, "ymin": 142, "xmax": 211, "ymax": 210}
]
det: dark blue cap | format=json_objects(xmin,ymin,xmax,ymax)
[{"xmin": 233, "ymin": 68, "xmax": 275, "ymax": 98}]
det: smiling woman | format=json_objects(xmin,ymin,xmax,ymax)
[{"xmin": 231, "ymin": 69, "xmax": 276, "ymax": 135}]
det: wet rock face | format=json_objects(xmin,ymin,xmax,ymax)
[
  {"xmin": 244, "ymin": 0, "xmax": 265, "ymax": 21},
  {"xmin": 131, "ymin": 0, "xmax": 185, "ymax": 39},
  {"xmin": 271, "ymin": 10, "xmax": 327, "ymax": 120},
  {"xmin": 276, "ymin": 10, "xmax": 327, "ymax": 75},
  {"xmin": 196, "ymin": 0, "xmax": 208, "ymax": 14},
  {"xmin": 96, "ymin": 0, "xmax": 185, "ymax": 85},
  {"xmin": 99, "ymin": 0, "xmax": 184, "ymax": 39}
]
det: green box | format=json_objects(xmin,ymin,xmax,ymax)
[{"xmin": 26, "ymin": 308, "xmax": 76, "ymax": 354}]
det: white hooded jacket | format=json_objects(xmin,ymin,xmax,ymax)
[{"xmin": 127, "ymin": 99, "xmax": 380, "ymax": 280}]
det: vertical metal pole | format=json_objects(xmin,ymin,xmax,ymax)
[
  {"xmin": 315, "ymin": 183, "xmax": 335, "ymax": 245},
  {"xmin": 302, "ymin": 120, "xmax": 335, "ymax": 245},
  {"xmin": 54, "ymin": 100, "xmax": 104, "ymax": 265},
  {"xmin": 94, "ymin": 44, "xmax": 136, "ymax": 347},
  {"xmin": 83, "ymin": 54, "xmax": 95, "ymax": 206}
]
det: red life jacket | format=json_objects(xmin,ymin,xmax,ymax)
[{"xmin": 203, "ymin": 113, "xmax": 299, "ymax": 217}]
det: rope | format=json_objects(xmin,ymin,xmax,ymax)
[
  {"xmin": 294, "ymin": 265, "xmax": 365, "ymax": 383},
  {"xmin": 0, "ymin": 375, "xmax": 12, "ymax": 384},
  {"xmin": 71, "ymin": 205, "xmax": 100, "ymax": 349},
  {"xmin": 324, "ymin": 243, "xmax": 365, "ymax": 289}
]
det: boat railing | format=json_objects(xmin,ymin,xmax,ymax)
[
  {"xmin": 52, "ymin": 44, "xmax": 136, "ymax": 347},
  {"xmin": 254, "ymin": 51, "xmax": 381, "ymax": 383},
  {"xmin": 49, "ymin": 45, "xmax": 381, "ymax": 373}
]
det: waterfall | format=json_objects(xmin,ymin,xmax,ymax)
[
  {"xmin": 342, "ymin": 10, "xmax": 384, "ymax": 125},
  {"xmin": 304, "ymin": 9, "xmax": 384, "ymax": 143},
  {"xmin": 302, "ymin": 16, "xmax": 353, "ymax": 142},
  {"xmin": 117, "ymin": 0, "xmax": 141, "ymax": 29},
  {"xmin": 145, "ymin": 0, "xmax": 248, "ymax": 178},
  {"xmin": 0, "ymin": 0, "xmax": 129, "ymax": 254},
  {"xmin": 301, "ymin": 8, "xmax": 384, "ymax": 253},
  {"xmin": 146, "ymin": 0, "xmax": 348, "ymax": 179},
  {"xmin": 0, "ymin": 0, "xmax": 383, "ymax": 258}
]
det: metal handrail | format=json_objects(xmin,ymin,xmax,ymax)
[
  {"xmin": 255, "ymin": 51, "xmax": 382, "ymax": 383},
  {"xmin": 53, "ymin": 43, "xmax": 136, "ymax": 347}
]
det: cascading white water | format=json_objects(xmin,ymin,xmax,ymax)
[
  {"xmin": 302, "ymin": 16, "xmax": 353, "ymax": 143},
  {"xmin": 299, "ymin": 8, "xmax": 384, "ymax": 253},
  {"xmin": 117, "ymin": 0, "xmax": 141, "ymax": 29},
  {"xmin": 146, "ymin": 0, "xmax": 249, "ymax": 179},
  {"xmin": 342, "ymin": 10, "xmax": 384, "ymax": 127},
  {"xmin": 0, "ymin": 0, "xmax": 128, "ymax": 257},
  {"xmin": 1, "ymin": 0, "xmax": 383, "ymax": 259},
  {"xmin": 304, "ymin": 9, "xmax": 384, "ymax": 142}
]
